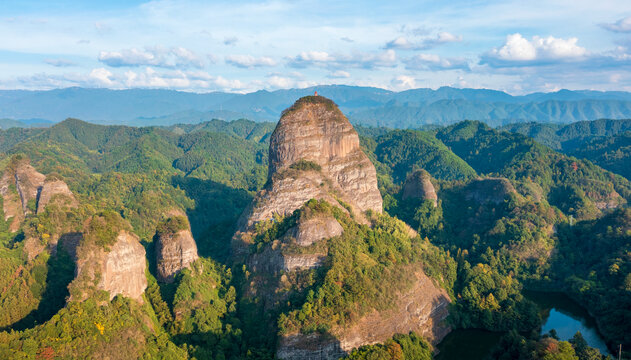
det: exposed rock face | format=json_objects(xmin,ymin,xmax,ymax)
[
  {"xmin": 73, "ymin": 230, "xmax": 147, "ymax": 303},
  {"xmin": 284, "ymin": 215, "xmax": 343, "ymax": 247},
  {"xmin": 234, "ymin": 96, "xmax": 381, "ymax": 251},
  {"xmin": 402, "ymin": 169, "xmax": 438, "ymax": 206},
  {"xmin": 277, "ymin": 271, "xmax": 451, "ymax": 359},
  {"xmin": 0, "ymin": 159, "xmax": 45, "ymax": 231},
  {"xmin": 269, "ymin": 97, "xmax": 382, "ymax": 214},
  {"xmin": 36, "ymin": 179, "xmax": 77, "ymax": 214},
  {"xmin": 0, "ymin": 158, "xmax": 76, "ymax": 232},
  {"xmin": 156, "ymin": 228, "xmax": 199, "ymax": 283},
  {"xmin": 465, "ymin": 177, "xmax": 517, "ymax": 204}
]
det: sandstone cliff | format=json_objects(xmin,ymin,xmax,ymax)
[
  {"xmin": 0, "ymin": 157, "xmax": 45, "ymax": 231},
  {"xmin": 70, "ymin": 214, "xmax": 147, "ymax": 303},
  {"xmin": 402, "ymin": 169, "xmax": 438, "ymax": 206},
  {"xmin": 0, "ymin": 157, "xmax": 76, "ymax": 232},
  {"xmin": 233, "ymin": 96, "xmax": 451, "ymax": 360},
  {"xmin": 277, "ymin": 271, "xmax": 451, "ymax": 359},
  {"xmin": 234, "ymin": 96, "xmax": 382, "ymax": 250},
  {"xmin": 155, "ymin": 216, "xmax": 199, "ymax": 283},
  {"xmin": 36, "ymin": 178, "xmax": 77, "ymax": 214}
]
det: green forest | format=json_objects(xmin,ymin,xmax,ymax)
[{"xmin": 0, "ymin": 116, "xmax": 629, "ymax": 360}]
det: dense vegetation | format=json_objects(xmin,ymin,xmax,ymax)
[
  {"xmin": 502, "ymin": 119, "xmax": 631, "ymax": 181},
  {"xmin": 0, "ymin": 116, "xmax": 629, "ymax": 359}
]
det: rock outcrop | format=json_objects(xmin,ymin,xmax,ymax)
[
  {"xmin": 155, "ymin": 216, "xmax": 199, "ymax": 283},
  {"xmin": 235, "ymin": 96, "xmax": 450, "ymax": 359},
  {"xmin": 277, "ymin": 271, "xmax": 451, "ymax": 359},
  {"xmin": 284, "ymin": 214, "xmax": 343, "ymax": 247},
  {"xmin": 72, "ymin": 230, "xmax": 147, "ymax": 303},
  {"xmin": 234, "ymin": 96, "xmax": 381, "ymax": 250},
  {"xmin": 0, "ymin": 157, "xmax": 76, "ymax": 232},
  {"xmin": 465, "ymin": 177, "xmax": 517, "ymax": 204},
  {"xmin": 36, "ymin": 179, "xmax": 77, "ymax": 214},
  {"xmin": 402, "ymin": 169, "xmax": 438, "ymax": 206},
  {"xmin": 0, "ymin": 158, "xmax": 45, "ymax": 231}
]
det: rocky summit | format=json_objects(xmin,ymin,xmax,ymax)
[
  {"xmin": 234, "ymin": 96, "xmax": 382, "ymax": 247},
  {"xmin": 71, "ymin": 225, "xmax": 147, "ymax": 303},
  {"xmin": 402, "ymin": 169, "xmax": 438, "ymax": 206},
  {"xmin": 155, "ymin": 216, "xmax": 199, "ymax": 283}
]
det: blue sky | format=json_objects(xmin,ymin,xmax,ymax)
[{"xmin": 1, "ymin": 0, "xmax": 630, "ymax": 94}]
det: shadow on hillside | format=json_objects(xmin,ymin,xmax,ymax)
[
  {"xmin": 171, "ymin": 175, "xmax": 253, "ymax": 264},
  {"xmin": 5, "ymin": 239, "xmax": 75, "ymax": 331}
]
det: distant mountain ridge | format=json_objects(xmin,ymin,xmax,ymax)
[{"xmin": 2, "ymin": 86, "xmax": 631, "ymax": 127}]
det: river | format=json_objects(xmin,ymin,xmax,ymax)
[{"xmin": 435, "ymin": 290, "xmax": 611, "ymax": 359}]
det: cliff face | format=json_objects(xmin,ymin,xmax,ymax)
[
  {"xmin": 402, "ymin": 169, "xmax": 438, "ymax": 206},
  {"xmin": 0, "ymin": 159, "xmax": 46, "ymax": 231},
  {"xmin": 72, "ymin": 230, "xmax": 147, "ymax": 303},
  {"xmin": 233, "ymin": 97, "xmax": 450, "ymax": 359},
  {"xmin": 269, "ymin": 97, "xmax": 382, "ymax": 215},
  {"xmin": 277, "ymin": 271, "xmax": 451, "ymax": 359},
  {"xmin": 0, "ymin": 158, "xmax": 76, "ymax": 232},
  {"xmin": 234, "ymin": 96, "xmax": 381, "ymax": 250},
  {"xmin": 37, "ymin": 179, "xmax": 77, "ymax": 214},
  {"xmin": 156, "ymin": 228, "xmax": 199, "ymax": 283}
]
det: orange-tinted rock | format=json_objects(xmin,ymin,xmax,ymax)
[
  {"xmin": 234, "ymin": 96, "xmax": 382, "ymax": 251},
  {"xmin": 268, "ymin": 96, "xmax": 382, "ymax": 214}
]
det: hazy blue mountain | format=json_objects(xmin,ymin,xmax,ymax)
[
  {"xmin": 0, "ymin": 118, "xmax": 53, "ymax": 129},
  {"xmin": 2, "ymin": 86, "xmax": 631, "ymax": 127}
]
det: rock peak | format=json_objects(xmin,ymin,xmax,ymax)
[
  {"xmin": 269, "ymin": 96, "xmax": 353, "ymax": 176},
  {"xmin": 234, "ymin": 96, "xmax": 382, "ymax": 247}
]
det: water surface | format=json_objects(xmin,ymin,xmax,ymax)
[{"xmin": 435, "ymin": 290, "xmax": 612, "ymax": 360}]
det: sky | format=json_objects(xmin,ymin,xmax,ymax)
[{"xmin": 1, "ymin": 0, "xmax": 630, "ymax": 94}]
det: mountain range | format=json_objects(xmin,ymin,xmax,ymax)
[{"xmin": 2, "ymin": 86, "xmax": 631, "ymax": 127}]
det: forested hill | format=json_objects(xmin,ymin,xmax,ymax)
[
  {"xmin": 2, "ymin": 86, "xmax": 631, "ymax": 127},
  {"xmin": 0, "ymin": 115, "xmax": 630, "ymax": 359},
  {"xmin": 501, "ymin": 119, "xmax": 631, "ymax": 181}
]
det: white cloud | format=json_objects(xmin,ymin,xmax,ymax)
[
  {"xmin": 98, "ymin": 46, "xmax": 205, "ymax": 69},
  {"xmin": 89, "ymin": 68, "xmax": 115, "ymax": 86},
  {"xmin": 287, "ymin": 49, "xmax": 396, "ymax": 69},
  {"xmin": 328, "ymin": 70, "xmax": 350, "ymax": 78},
  {"xmin": 385, "ymin": 32, "xmax": 462, "ymax": 50},
  {"xmin": 483, "ymin": 33, "xmax": 587, "ymax": 66},
  {"xmin": 44, "ymin": 58, "xmax": 76, "ymax": 67},
  {"xmin": 225, "ymin": 55, "xmax": 277, "ymax": 68},
  {"xmin": 391, "ymin": 75, "xmax": 416, "ymax": 90},
  {"xmin": 121, "ymin": 67, "xmax": 246, "ymax": 91},
  {"xmin": 601, "ymin": 16, "xmax": 631, "ymax": 33},
  {"xmin": 404, "ymin": 53, "xmax": 470, "ymax": 71}
]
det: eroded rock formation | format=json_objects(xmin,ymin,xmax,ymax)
[
  {"xmin": 233, "ymin": 96, "xmax": 451, "ymax": 359},
  {"xmin": 277, "ymin": 271, "xmax": 451, "ymax": 359},
  {"xmin": 234, "ymin": 96, "xmax": 381, "ymax": 251},
  {"xmin": 72, "ymin": 230, "xmax": 147, "ymax": 303},
  {"xmin": 155, "ymin": 216, "xmax": 199, "ymax": 283},
  {"xmin": 402, "ymin": 169, "xmax": 438, "ymax": 206},
  {"xmin": 0, "ymin": 158, "xmax": 76, "ymax": 232},
  {"xmin": 284, "ymin": 214, "xmax": 343, "ymax": 247},
  {"xmin": 37, "ymin": 179, "xmax": 77, "ymax": 214},
  {"xmin": 0, "ymin": 158, "xmax": 45, "ymax": 231}
]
